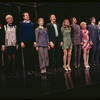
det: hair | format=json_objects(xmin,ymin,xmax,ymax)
[
  {"xmin": 5, "ymin": 14, "xmax": 13, "ymax": 20},
  {"xmin": 90, "ymin": 17, "xmax": 95, "ymax": 22},
  {"xmin": 38, "ymin": 18, "xmax": 44, "ymax": 23},
  {"xmin": 80, "ymin": 21, "xmax": 87, "ymax": 28},
  {"xmin": 62, "ymin": 19, "xmax": 70, "ymax": 28},
  {"xmin": 22, "ymin": 12, "xmax": 30, "ymax": 17},
  {"xmin": 49, "ymin": 14, "xmax": 55, "ymax": 18},
  {"xmin": 70, "ymin": 17, "xmax": 76, "ymax": 22}
]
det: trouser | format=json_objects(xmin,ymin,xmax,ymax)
[
  {"xmin": 23, "ymin": 41, "xmax": 34, "ymax": 73},
  {"xmin": 73, "ymin": 44, "xmax": 81, "ymax": 66},
  {"xmin": 92, "ymin": 42, "xmax": 99, "ymax": 64},
  {"xmin": 38, "ymin": 47, "xmax": 49, "ymax": 69},
  {"xmin": 50, "ymin": 37, "xmax": 60, "ymax": 69}
]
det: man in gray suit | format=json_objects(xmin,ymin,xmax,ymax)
[
  {"xmin": 71, "ymin": 17, "xmax": 82, "ymax": 68},
  {"xmin": 88, "ymin": 17, "xmax": 100, "ymax": 67}
]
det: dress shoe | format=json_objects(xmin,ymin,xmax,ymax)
[
  {"xmin": 96, "ymin": 64, "xmax": 100, "ymax": 67},
  {"xmin": 74, "ymin": 66, "xmax": 77, "ymax": 68},
  {"xmin": 57, "ymin": 68, "xmax": 63, "ymax": 72},
  {"xmin": 28, "ymin": 72, "xmax": 32, "ymax": 76},
  {"xmin": 52, "ymin": 68, "xmax": 58, "ymax": 73},
  {"xmin": 31, "ymin": 71, "xmax": 34, "ymax": 74},
  {"xmin": 92, "ymin": 64, "xmax": 96, "ymax": 67},
  {"xmin": 77, "ymin": 65, "xmax": 81, "ymax": 69}
]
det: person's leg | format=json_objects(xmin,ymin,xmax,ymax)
[
  {"xmin": 77, "ymin": 45, "xmax": 81, "ymax": 67},
  {"xmin": 55, "ymin": 40, "xmax": 60, "ymax": 69},
  {"xmin": 50, "ymin": 47, "xmax": 56, "ymax": 70},
  {"xmin": 83, "ymin": 49, "xmax": 87, "ymax": 67},
  {"xmin": 67, "ymin": 49, "xmax": 72, "ymax": 70},
  {"xmin": 92, "ymin": 44, "xmax": 96, "ymax": 65},
  {"xmin": 96, "ymin": 43, "xmax": 99, "ymax": 65},
  {"xmin": 73, "ymin": 45, "xmax": 78, "ymax": 67},
  {"xmin": 44, "ymin": 47, "xmax": 49, "ymax": 73},
  {"xmin": 7, "ymin": 55, "xmax": 11, "ymax": 77},
  {"xmin": 23, "ymin": 42, "xmax": 30, "ymax": 75},
  {"xmin": 87, "ymin": 49, "xmax": 90, "ymax": 67},
  {"xmin": 63, "ymin": 49, "xmax": 68, "ymax": 71},
  {"xmin": 38, "ymin": 47, "xmax": 44, "ymax": 73},
  {"xmin": 12, "ymin": 54, "xmax": 16, "ymax": 76},
  {"xmin": 63, "ymin": 49, "xmax": 67, "ymax": 67},
  {"xmin": 29, "ymin": 42, "xmax": 35, "ymax": 73}
]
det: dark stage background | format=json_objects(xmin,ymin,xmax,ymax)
[{"xmin": 0, "ymin": 2, "xmax": 100, "ymax": 26}]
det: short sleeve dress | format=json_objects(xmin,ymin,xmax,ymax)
[
  {"xmin": 61, "ymin": 27, "xmax": 72, "ymax": 49},
  {"xmin": 81, "ymin": 28, "xmax": 91, "ymax": 50}
]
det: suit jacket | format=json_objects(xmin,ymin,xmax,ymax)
[
  {"xmin": 46, "ymin": 22, "xmax": 62, "ymax": 45},
  {"xmin": 71, "ymin": 23, "xmax": 82, "ymax": 45},
  {"xmin": 88, "ymin": 24, "xmax": 100, "ymax": 43}
]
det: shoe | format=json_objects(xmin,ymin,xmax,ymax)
[
  {"xmin": 96, "ymin": 64, "xmax": 100, "ymax": 67},
  {"xmin": 63, "ymin": 65, "xmax": 68, "ymax": 71},
  {"xmin": 52, "ymin": 68, "xmax": 58, "ymax": 73},
  {"xmin": 92, "ymin": 64, "xmax": 96, "ymax": 67},
  {"xmin": 31, "ymin": 71, "xmax": 34, "ymax": 74},
  {"xmin": 77, "ymin": 65, "xmax": 81, "ymax": 68},
  {"xmin": 75, "ymin": 66, "xmax": 77, "ymax": 68},
  {"xmin": 57, "ymin": 68, "xmax": 63, "ymax": 72},
  {"xmin": 28, "ymin": 72, "xmax": 32, "ymax": 76},
  {"xmin": 67, "ymin": 65, "xmax": 71, "ymax": 71},
  {"xmin": 41, "ymin": 69, "xmax": 44, "ymax": 74},
  {"xmin": 87, "ymin": 65, "xmax": 90, "ymax": 68},
  {"xmin": 44, "ymin": 67, "xmax": 46, "ymax": 73}
]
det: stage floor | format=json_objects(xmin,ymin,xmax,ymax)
[{"xmin": 0, "ymin": 64, "xmax": 100, "ymax": 98}]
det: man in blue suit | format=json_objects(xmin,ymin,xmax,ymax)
[{"xmin": 88, "ymin": 17, "xmax": 100, "ymax": 67}]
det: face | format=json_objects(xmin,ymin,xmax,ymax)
[
  {"xmin": 23, "ymin": 13, "xmax": 30, "ymax": 20},
  {"xmin": 50, "ymin": 15, "xmax": 56, "ymax": 22},
  {"xmin": 72, "ymin": 18, "xmax": 77, "ymax": 24},
  {"xmin": 6, "ymin": 17, "xmax": 13, "ymax": 24},
  {"xmin": 83, "ymin": 23, "xmax": 87, "ymax": 29},
  {"xmin": 38, "ymin": 19, "xmax": 44, "ymax": 26},
  {"xmin": 64, "ymin": 20, "xmax": 70, "ymax": 27},
  {"xmin": 92, "ymin": 18, "xmax": 96, "ymax": 23}
]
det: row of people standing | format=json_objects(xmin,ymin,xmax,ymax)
[{"xmin": 0, "ymin": 12, "xmax": 100, "ymax": 77}]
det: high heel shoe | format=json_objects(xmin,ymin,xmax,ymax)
[
  {"xmin": 63, "ymin": 65, "xmax": 68, "ymax": 71},
  {"xmin": 67, "ymin": 65, "xmax": 71, "ymax": 71}
]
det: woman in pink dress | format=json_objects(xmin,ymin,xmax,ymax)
[{"xmin": 80, "ymin": 22, "xmax": 91, "ymax": 68}]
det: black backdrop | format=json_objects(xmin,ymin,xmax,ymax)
[{"xmin": 0, "ymin": 2, "xmax": 100, "ymax": 27}]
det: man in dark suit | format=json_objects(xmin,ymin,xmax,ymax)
[
  {"xmin": 46, "ymin": 14, "xmax": 63, "ymax": 72},
  {"xmin": 88, "ymin": 17, "xmax": 100, "ymax": 67},
  {"xmin": 71, "ymin": 17, "xmax": 82, "ymax": 68}
]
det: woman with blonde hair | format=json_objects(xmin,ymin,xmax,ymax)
[
  {"xmin": 80, "ymin": 21, "xmax": 91, "ymax": 68},
  {"xmin": 61, "ymin": 19, "xmax": 72, "ymax": 71},
  {"xmin": 35, "ymin": 18, "xmax": 50, "ymax": 74},
  {"xmin": 1, "ymin": 14, "xmax": 19, "ymax": 78}
]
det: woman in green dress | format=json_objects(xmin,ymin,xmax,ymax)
[{"xmin": 61, "ymin": 19, "xmax": 72, "ymax": 71}]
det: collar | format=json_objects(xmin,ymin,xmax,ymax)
[
  {"xmin": 51, "ymin": 21, "xmax": 56, "ymax": 24},
  {"xmin": 7, "ymin": 24, "xmax": 13, "ymax": 27},
  {"xmin": 91, "ymin": 23, "xmax": 95, "ymax": 25},
  {"xmin": 23, "ymin": 20, "xmax": 31, "ymax": 23}
]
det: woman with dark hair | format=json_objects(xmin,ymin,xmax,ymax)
[{"xmin": 61, "ymin": 19, "xmax": 72, "ymax": 71}]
